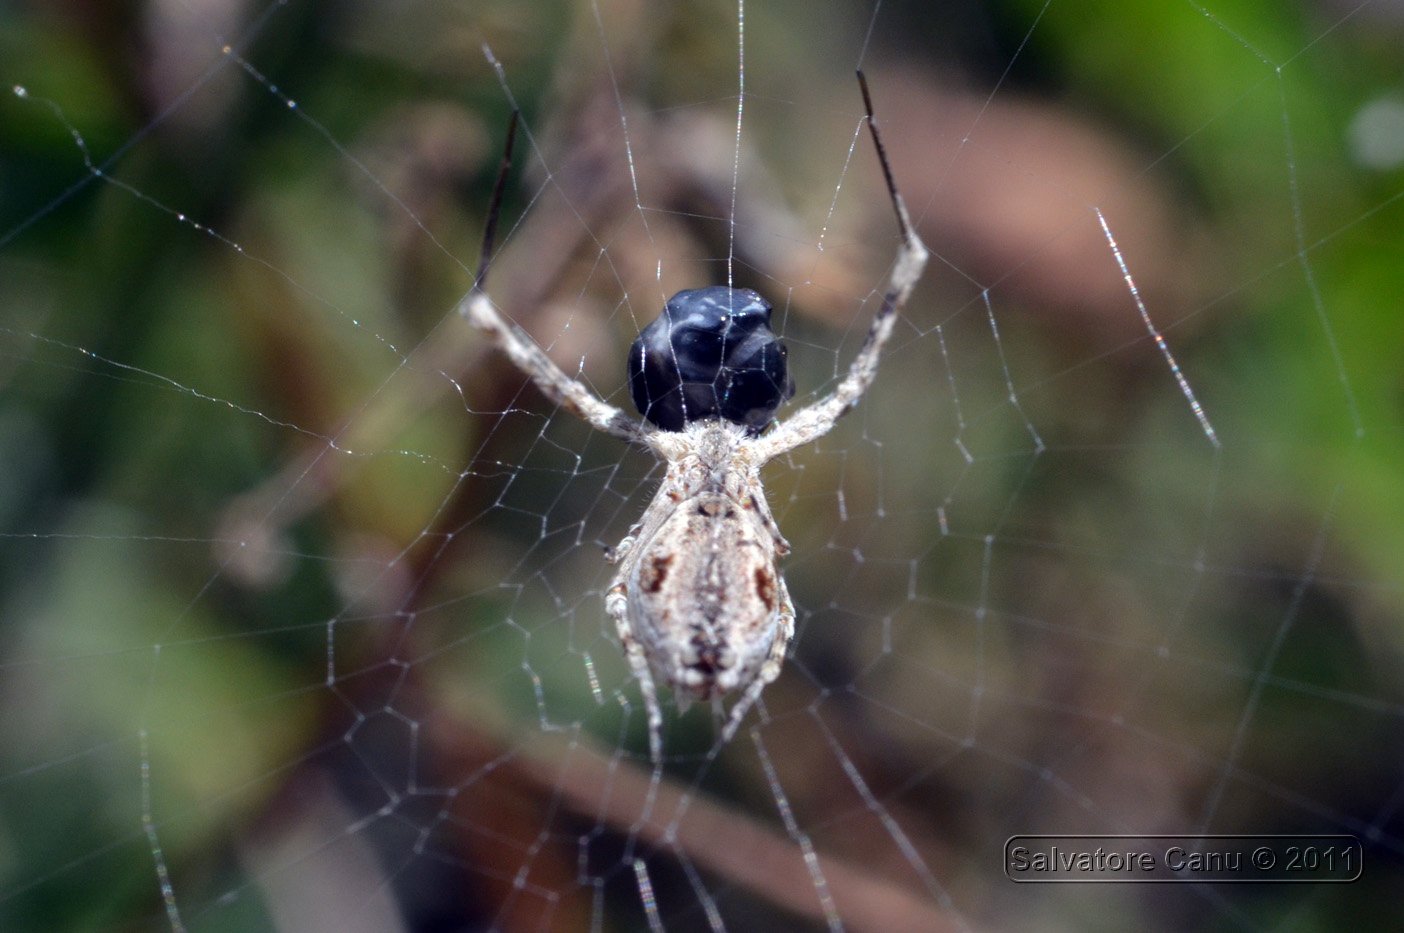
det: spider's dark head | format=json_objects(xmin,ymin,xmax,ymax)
[{"xmin": 627, "ymin": 286, "xmax": 796, "ymax": 433}]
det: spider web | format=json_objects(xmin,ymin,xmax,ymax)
[{"xmin": 2, "ymin": 0, "xmax": 1402, "ymax": 929}]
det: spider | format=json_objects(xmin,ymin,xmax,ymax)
[{"xmin": 462, "ymin": 72, "xmax": 927, "ymax": 761}]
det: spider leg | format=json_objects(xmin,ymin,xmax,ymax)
[
  {"xmin": 747, "ymin": 487, "xmax": 790, "ymax": 557},
  {"xmin": 605, "ymin": 461, "xmax": 686, "ymax": 565},
  {"xmin": 459, "ymin": 110, "xmax": 650, "ymax": 446},
  {"xmin": 718, "ymin": 573, "xmax": 795, "ymax": 747},
  {"xmin": 754, "ymin": 71, "xmax": 928, "ymax": 462},
  {"xmin": 603, "ymin": 519, "xmax": 644, "ymax": 565},
  {"xmin": 606, "ymin": 578, "xmax": 664, "ymax": 763},
  {"xmin": 462, "ymin": 291, "xmax": 648, "ymax": 443}
]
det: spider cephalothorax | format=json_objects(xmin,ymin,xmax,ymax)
[
  {"xmin": 627, "ymin": 286, "xmax": 795, "ymax": 433},
  {"xmin": 462, "ymin": 73, "xmax": 927, "ymax": 761}
]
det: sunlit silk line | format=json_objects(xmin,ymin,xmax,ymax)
[
  {"xmin": 220, "ymin": 43, "xmax": 471, "ymax": 280},
  {"xmin": 13, "ymin": 70, "xmax": 449, "ymax": 376},
  {"xmin": 814, "ymin": 119, "xmax": 866, "ymax": 260},
  {"xmin": 590, "ymin": 0, "xmax": 667, "ymax": 309},
  {"xmin": 1095, "ymin": 208, "xmax": 1221, "ymax": 448},
  {"xmin": 1196, "ymin": 484, "xmax": 1340, "ymax": 835},
  {"xmin": 726, "ymin": 0, "xmax": 746, "ymax": 288},
  {"xmin": 980, "ymin": 290, "xmax": 1046, "ymax": 454},
  {"xmin": 1276, "ymin": 76, "xmax": 1363, "ymax": 439},
  {"xmin": 632, "ymin": 859, "xmax": 664, "ymax": 933},
  {"xmin": 816, "ymin": 717, "xmax": 961, "ymax": 918},
  {"xmin": 0, "ymin": 0, "xmax": 291, "ymax": 250},
  {"xmin": 140, "ymin": 730, "xmax": 186, "ymax": 933},
  {"xmin": 754, "ymin": 733, "xmax": 842, "ymax": 931},
  {"xmin": 3, "ymin": 326, "xmax": 461, "ymax": 474}
]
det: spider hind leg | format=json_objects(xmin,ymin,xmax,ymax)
[
  {"xmin": 607, "ymin": 581, "xmax": 664, "ymax": 763},
  {"xmin": 717, "ymin": 575, "xmax": 795, "ymax": 748}
]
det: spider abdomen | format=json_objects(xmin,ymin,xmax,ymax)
[
  {"xmin": 628, "ymin": 286, "xmax": 796, "ymax": 433},
  {"xmin": 626, "ymin": 490, "xmax": 782, "ymax": 704}
]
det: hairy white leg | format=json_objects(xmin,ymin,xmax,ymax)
[
  {"xmin": 746, "ymin": 488, "xmax": 790, "ymax": 557},
  {"xmin": 753, "ymin": 225, "xmax": 927, "ymax": 461},
  {"xmin": 462, "ymin": 290, "xmax": 650, "ymax": 445},
  {"xmin": 606, "ymin": 580, "xmax": 663, "ymax": 763},
  {"xmin": 753, "ymin": 71, "xmax": 930, "ymax": 462},
  {"xmin": 718, "ymin": 576, "xmax": 796, "ymax": 747},
  {"xmin": 463, "ymin": 109, "xmax": 660, "ymax": 452}
]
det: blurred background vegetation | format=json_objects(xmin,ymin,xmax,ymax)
[{"xmin": 1, "ymin": 0, "xmax": 1402, "ymax": 929}]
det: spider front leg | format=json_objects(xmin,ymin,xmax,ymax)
[
  {"xmin": 753, "ymin": 70, "xmax": 929, "ymax": 462},
  {"xmin": 718, "ymin": 575, "xmax": 796, "ymax": 747},
  {"xmin": 459, "ymin": 108, "xmax": 649, "ymax": 447},
  {"xmin": 749, "ymin": 489, "xmax": 790, "ymax": 557},
  {"xmin": 606, "ymin": 578, "xmax": 664, "ymax": 763},
  {"xmin": 462, "ymin": 291, "xmax": 647, "ymax": 444}
]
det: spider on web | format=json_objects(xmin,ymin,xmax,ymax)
[{"xmin": 462, "ymin": 71, "xmax": 927, "ymax": 762}]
